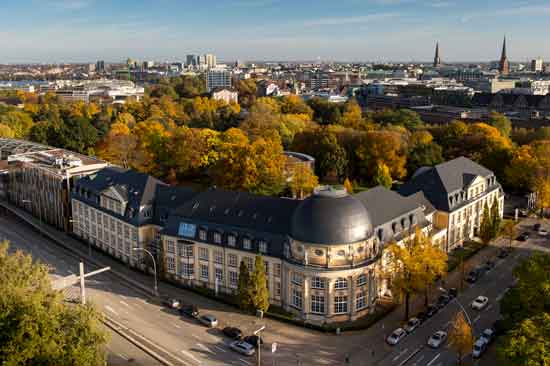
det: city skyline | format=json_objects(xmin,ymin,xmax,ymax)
[{"xmin": 0, "ymin": 0, "xmax": 549, "ymax": 63}]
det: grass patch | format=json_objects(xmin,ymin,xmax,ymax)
[{"xmin": 447, "ymin": 240, "xmax": 485, "ymax": 273}]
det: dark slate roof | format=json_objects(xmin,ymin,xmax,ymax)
[
  {"xmin": 354, "ymin": 186, "xmax": 421, "ymax": 228},
  {"xmin": 291, "ymin": 189, "xmax": 373, "ymax": 245},
  {"xmin": 153, "ymin": 185, "xmax": 198, "ymax": 226},
  {"xmin": 407, "ymin": 191, "xmax": 436, "ymax": 215},
  {"xmin": 398, "ymin": 156, "xmax": 494, "ymax": 211},
  {"xmin": 73, "ymin": 167, "xmax": 166, "ymax": 226}
]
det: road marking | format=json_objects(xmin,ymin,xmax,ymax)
[
  {"xmin": 119, "ymin": 300, "xmax": 129, "ymax": 307},
  {"xmin": 473, "ymin": 315, "xmax": 481, "ymax": 324},
  {"xmin": 239, "ymin": 358, "xmax": 251, "ymax": 365},
  {"xmin": 117, "ymin": 353, "xmax": 128, "ymax": 360},
  {"xmin": 398, "ymin": 347, "xmax": 423, "ymax": 366},
  {"xmin": 196, "ymin": 343, "xmax": 215, "ymax": 355},
  {"xmin": 412, "ymin": 354, "xmax": 425, "ymax": 366},
  {"xmin": 180, "ymin": 350, "xmax": 202, "ymax": 364},
  {"xmin": 426, "ymin": 353, "xmax": 440, "ymax": 366},
  {"xmin": 105, "ymin": 305, "xmax": 118, "ymax": 316},
  {"xmin": 393, "ymin": 348, "xmax": 409, "ymax": 361},
  {"xmin": 214, "ymin": 345, "xmax": 227, "ymax": 353}
]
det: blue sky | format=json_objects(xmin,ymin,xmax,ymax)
[{"xmin": 1, "ymin": 0, "xmax": 549, "ymax": 63}]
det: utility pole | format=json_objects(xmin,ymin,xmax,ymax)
[{"xmin": 52, "ymin": 262, "xmax": 110, "ymax": 305}]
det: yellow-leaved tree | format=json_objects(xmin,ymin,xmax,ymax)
[
  {"xmin": 448, "ymin": 311, "xmax": 474, "ymax": 366},
  {"xmin": 289, "ymin": 164, "xmax": 319, "ymax": 199}
]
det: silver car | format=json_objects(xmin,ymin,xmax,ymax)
[
  {"xmin": 199, "ymin": 314, "xmax": 218, "ymax": 327},
  {"xmin": 229, "ymin": 340, "xmax": 255, "ymax": 356},
  {"xmin": 473, "ymin": 338, "xmax": 487, "ymax": 358},
  {"xmin": 427, "ymin": 330, "xmax": 447, "ymax": 348},
  {"xmin": 386, "ymin": 328, "xmax": 407, "ymax": 345},
  {"xmin": 404, "ymin": 317, "xmax": 421, "ymax": 333}
]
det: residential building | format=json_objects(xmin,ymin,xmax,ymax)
[
  {"xmin": 211, "ymin": 88, "xmax": 238, "ymax": 104},
  {"xmin": 531, "ymin": 58, "xmax": 544, "ymax": 73},
  {"xmin": 207, "ymin": 69, "xmax": 232, "ymax": 92}
]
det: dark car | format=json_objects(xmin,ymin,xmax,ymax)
[
  {"xmin": 243, "ymin": 335, "xmax": 264, "ymax": 348},
  {"xmin": 448, "ymin": 288, "xmax": 458, "ymax": 298},
  {"xmin": 534, "ymin": 223, "xmax": 541, "ymax": 231},
  {"xmin": 416, "ymin": 311, "xmax": 428, "ymax": 323},
  {"xmin": 466, "ymin": 270, "xmax": 479, "ymax": 283},
  {"xmin": 437, "ymin": 294, "xmax": 451, "ymax": 307},
  {"xmin": 223, "ymin": 327, "xmax": 243, "ymax": 340},
  {"xmin": 426, "ymin": 305, "xmax": 438, "ymax": 317},
  {"xmin": 517, "ymin": 232, "xmax": 529, "ymax": 241},
  {"xmin": 497, "ymin": 249, "xmax": 510, "ymax": 258},
  {"xmin": 179, "ymin": 304, "xmax": 199, "ymax": 318},
  {"xmin": 161, "ymin": 298, "xmax": 181, "ymax": 309},
  {"xmin": 484, "ymin": 260, "xmax": 495, "ymax": 271}
]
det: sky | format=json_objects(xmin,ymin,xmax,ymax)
[{"xmin": 0, "ymin": 0, "xmax": 549, "ymax": 63}]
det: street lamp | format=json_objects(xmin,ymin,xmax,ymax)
[
  {"xmin": 69, "ymin": 219, "xmax": 92, "ymax": 258},
  {"xmin": 132, "ymin": 247, "xmax": 158, "ymax": 297},
  {"xmin": 439, "ymin": 287, "xmax": 472, "ymax": 326},
  {"xmin": 254, "ymin": 325, "xmax": 266, "ymax": 366}
]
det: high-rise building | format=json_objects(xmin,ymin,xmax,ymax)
[
  {"xmin": 96, "ymin": 60, "xmax": 105, "ymax": 72},
  {"xmin": 206, "ymin": 68, "xmax": 232, "ymax": 91},
  {"xmin": 531, "ymin": 58, "xmax": 544, "ymax": 73},
  {"xmin": 499, "ymin": 36, "xmax": 510, "ymax": 75},
  {"xmin": 186, "ymin": 54, "xmax": 198, "ymax": 67},
  {"xmin": 205, "ymin": 54, "xmax": 217, "ymax": 69},
  {"xmin": 433, "ymin": 42, "xmax": 442, "ymax": 68}
]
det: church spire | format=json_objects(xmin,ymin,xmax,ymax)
[
  {"xmin": 433, "ymin": 41, "xmax": 442, "ymax": 68},
  {"xmin": 499, "ymin": 36, "xmax": 510, "ymax": 75}
]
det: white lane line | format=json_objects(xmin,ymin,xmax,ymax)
[
  {"xmin": 239, "ymin": 358, "xmax": 251, "ymax": 365},
  {"xmin": 196, "ymin": 343, "xmax": 215, "ymax": 355},
  {"xmin": 473, "ymin": 315, "xmax": 481, "ymax": 324},
  {"xmin": 119, "ymin": 300, "xmax": 129, "ymax": 307},
  {"xmin": 426, "ymin": 353, "xmax": 440, "ymax": 366},
  {"xmin": 180, "ymin": 350, "xmax": 202, "ymax": 364},
  {"xmin": 214, "ymin": 345, "xmax": 227, "ymax": 353},
  {"xmin": 412, "ymin": 354, "xmax": 425, "ymax": 366},
  {"xmin": 173, "ymin": 324, "xmax": 182, "ymax": 329},
  {"xmin": 393, "ymin": 348, "xmax": 409, "ymax": 361},
  {"xmin": 118, "ymin": 353, "xmax": 128, "ymax": 360},
  {"xmin": 105, "ymin": 305, "xmax": 119, "ymax": 316}
]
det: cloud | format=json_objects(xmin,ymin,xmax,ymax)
[{"xmin": 302, "ymin": 12, "xmax": 401, "ymax": 26}]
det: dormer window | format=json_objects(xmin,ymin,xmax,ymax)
[
  {"xmin": 243, "ymin": 238, "xmax": 252, "ymax": 250},
  {"xmin": 199, "ymin": 229, "xmax": 207, "ymax": 241},
  {"xmin": 227, "ymin": 235, "xmax": 236, "ymax": 247},
  {"xmin": 401, "ymin": 218, "xmax": 406, "ymax": 229},
  {"xmin": 258, "ymin": 240, "xmax": 267, "ymax": 253},
  {"xmin": 213, "ymin": 232, "xmax": 222, "ymax": 244},
  {"xmin": 409, "ymin": 214, "xmax": 415, "ymax": 226}
]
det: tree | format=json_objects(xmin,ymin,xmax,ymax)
[
  {"xmin": 488, "ymin": 111, "xmax": 512, "ymax": 137},
  {"xmin": 96, "ymin": 122, "xmax": 137, "ymax": 169},
  {"xmin": 0, "ymin": 110, "xmax": 34, "ymax": 138},
  {"xmin": 279, "ymin": 95, "xmax": 313, "ymax": 118},
  {"xmin": 406, "ymin": 131, "xmax": 443, "ymax": 178},
  {"xmin": 372, "ymin": 161, "xmax": 392, "ymax": 188},
  {"xmin": 289, "ymin": 164, "xmax": 319, "ymax": 199},
  {"xmin": 357, "ymin": 130, "xmax": 407, "ymax": 184},
  {"xmin": 0, "ymin": 123, "xmax": 15, "ymax": 138},
  {"xmin": 237, "ymin": 260, "xmax": 252, "ymax": 311},
  {"xmin": 370, "ymin": 109, "xmax": 423, "ymax": 130},
  {"xmin": 503, "ymin": 220, "xmax": 516, "ymax": 250},
  {"xmin": 343, "ymin": 178, "xmax": 354, "ymax": 194},
  {"xmin": 533, "ymin": 176, "xmax": 550, "ymax": 216},
  {"xmin": 505, "ymin": 145, "xmax": 536, "ymax": 192},
  {"xmin": 0, "ymin": 241, "xmax": 107, "ymax": 365},
  {"xmin": 479, "ymin": 201, "xmax": 493, "ymax": 245},
  {"xmin": 448, "ymin": 311, "xmax": 474, "ymax": 366},
  {"xmin": 490, "ymin": 198, "xmax": 502, "ymax": 238},
  {"xmin": 249, "ymin": 256, "xmax": 270, "ymax": 312},
  {"xmin": 340, "ymin": 99, "xmax": 364, "ymax": 130}
]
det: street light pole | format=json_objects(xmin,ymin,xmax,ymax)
[
  {"xmin": 439, "ymin": 287, "xmax": 472, "ymax": 326},
  {"xmin": 133, "ymin": 247, "xmax": 158, "ymax": 296},
  {"xmin": 254, "ymin": 325, "xmax": 266, "ymax": 366}
]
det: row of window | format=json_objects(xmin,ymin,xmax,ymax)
[
  {"xmin": 293, "ymin": 274, "xmax": 369, "ymax": 289},
  {"xmin": 292, "ymin": 291, "xmax": 369, "ymax": 314},
  {"xmin": 196, "ymin": 229, "xmax": 268, "ymax": 253},
  {"xmin": 74, "ymin": 202, "xmax": 138, "ymax": 240}
]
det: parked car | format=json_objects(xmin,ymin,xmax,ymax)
[
  {"xmin": 229, "ymin": 340, "xmax": 255, "ymax": 356},
  {"xmin": 517, "ymin": 232, "xmax": 529, "ymax": 241},
  {"xmin": 471, "ymin": 296, "xmax": 489, "ymax": 310},
  {"xmin": 497, "ymin": 249, "xmax": 510, "ymax": 259},
  {"xmin": 404, "ymin": 317, "xmax": 421, "ymax": 333},
  {"xmin": 472, "ymin": 338, "xmax": 488, "ymax": 358},
  {"xmin": 180, "ymin": 305, "xmax": 199, "ymax": 318},
  {"xmin": 426, "ymin": 305, "xmax": 438, "ymax": 318},
  {"xmin": 481, "ymin": 328, "xmax": 495, "ymax": 344},
  {"xmin": 466, "ymin": 270, "xmax": 479, "ymax": 283},
  {"xmin": 448, "ymin": 288, "xmax": 458, "ymax": 298},
  {"xmin": 534, "ymin": 223, "xmax": 541, "ymax": 231},
  {"xmin": 437, "ymin": 294, "xmax": 451, "ymax": 307},
  {"xmin": 539, "ymin": 229, "xmax": 548, "ymax": 236},
  {"xmin": 161, "ymin": 298, "xmax": 181, "ymax": 309},
  {"xmin": 416, "ymin": 311, "xmax": 428, "ymax": 323},
  {"xmin": 199, "ymin": 314, "xmax": 218, "ymax": 327},
  {"xmin": 386, "ymin": 328, "xmax": 407, "ymax": 345},
  {"xmin": 243, "ymin": 335, "xmax": 263, "ymax": 348},
  {"xmin": 427, "ymin": 330, "xmax": 448, "ymax": 348},
  {"xmin": 223, "ymin": 327, "xmax": 243, "ymax": 340},
  {"xmin": 484, "ymin": 260, "xmax": 495, "ymax": 271}
]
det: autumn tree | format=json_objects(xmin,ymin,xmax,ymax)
[
  {"xmin": 289, "ymin": 164, "xmax": 319, "ymax": 199},
  {"xmin": 0, "ymin": 110, "xmax": 34, "ymax": 138},
  {"xmin": 369, "ymin": 108, "xmax": 423, "ymax": 130},
  {"xmin": 406, "ymin": 130, "xmax": 443, "ymax": 177},
  {"xmin": 503, "ymin": 220, "xmax": 516, "ymax": 250},
  {"xmin": 279, "ymin": 95, "xmax": 313, "ymax": 118},
  {"xmin": 96, "ymin": 122, "xmax": 137, "ymax": 168},
  {"xmin": 357, "ymin": 130, "xmax": 407, "ymax": 184},
  {"xmin": 249, "ymin": 255, "xmax": 270, "ymax": 313},
  {"xmin": 235, "ymin": 79, "xmax": 257, "ymax": 108},
  {"xmin": 343, "ymin": 178, "xmax": 354, "ymax": 194},
  {"xmin": 340, "ymin": 98, "xmax": 364, "ymax": 130},
  {"xmin": 499, "ymin": 313, "xmax": 550, "ymax": 366},
  {"xmin": 0, "ymin": 241, "xmax": 108, "ymax": 365},
  {"xmin": 505, "ymin": 145, "xmax": 536, "ymax": 191},
  {"xmin": 237, "ymin": 260, "xmax": 252, "ymax": 310},
  {"xmin": 488, "ymin": 111, "xmax": 512, "ymax": 137},
  {"xmin": 490, "ymin": 198, "xmax": 502, "ymax": 238},
  {"xmin": 0, "ymin": 123, "xmax": 15, "ymax": 138},
  {"xmin": 372, "ymin": 161, "xmax": 392, "ymax": 188},
  {"xmin": 448, "ymin": 311, "xmax": 474, "ymax": 366}
]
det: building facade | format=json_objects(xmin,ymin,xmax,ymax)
[{"xmin": 207, "ymin": 69, "xmax": 232, "ymax": 92}]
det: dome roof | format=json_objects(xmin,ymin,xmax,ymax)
[{"xmin": 291, "ymin": 187, "xmax": 373, "ymax": 245}]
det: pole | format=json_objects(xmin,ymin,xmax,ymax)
[
  {"xmin": 80, "ymin": 261, "xmax": 86, "ymax": 305},
  {"xmin": 451, "ymin": 297, "xmax": 472, "ymax": 326},
  {"xmin": 257, "ymin": 333, "xmax": 261, "ymax": 366},
  {"xmin": 133, "ymin": 248, "xmax": 158, "ymax": 296}
]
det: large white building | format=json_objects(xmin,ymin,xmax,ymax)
[{"xmin": 206, "ymin": 69, "xmax": 232, "ymax": 92}]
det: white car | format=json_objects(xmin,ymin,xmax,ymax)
[
  {"xmin": 427, "ymin": 330, "xmax": 448, "ymax": 348},
  {"xmin": 539, "ymin": 229, "xmax": 548, "ymax": 236},
  {"xmin": 386, "ymin": 328, "xmax": 407, "ymax": 345},
  {"xmin": 229, "ymin": 340, "xmax": 255, "ymax": 356},
  {"xmin": 199, "ymin": 314, "xmax": 218, "ymax": 327},
  {"xmin": 471, "ymin": 296, "xmax": 489, "ymax": 310},
  {"xmin": 472, "ymin": 338, "xmax": 488, "ymax": 358},
  {"xmin": 481, "ymin": 328, "xmax": 495, "ymax": 344},
  {"xmin": 404, "ymin": 317, "xmax": 421, "ymax": 333}
]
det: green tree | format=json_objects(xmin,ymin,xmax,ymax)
[
  {"xmin": 479, "ymin": 201, "xmax": 493, "ymax": 245},
  {"xmin": 488, "ymin": 111, "xmax": 512, "ymax": 137},
  {"xmin": 237, "ymin": 260, "xmax": 252, "ymax": 311},
  {"xmin": 249, "ymin": 255, "xmax": 270, "ymax": 312},
  {"xmin": 448, "ymin": 311, "xmax": 474, "ymax": 366},
  {"xmin": 0, "ymin": 241, "xmax": 107, "ymax": 366},
  {"xmin": 490, "ymin": 198, "xmax": 501, "ymax": 238},
  {"xmin": 0, "ymin": 110, "xmax": 34, "ymax": 138},
  {"xmin": 372, "ymin": 161, "xmax": 392, "ymax": 188}
]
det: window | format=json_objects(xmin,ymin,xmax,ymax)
[
  {"xmin": 356, "ymin": 291, "xmax": 367, "ymax": 310},
  {"xmin": 213, "ymin": 232, "xmax": 222, "ymax": 244},
  {"xmin": 244, "ymin": 257, "xmax": 254, "ymax": 270},
  {"xmin": 227, "ymin": 235, "xmax": 236, "ymax": 247},
  {"xmin": 243, "ymin": 238, "xmax": 252, "ymax": 250},
  {"xmin": 184, "ymin": 245, "xmax": 193, "ymax": 258},
  {"xmin": 110, "ymin": 218, "xmax": 115, "ymax": 231},
  {"xmin": 274, "ymin": 263, "xmax": 281, "ymax": 277},
  {"xmin": 357, "ymin": 274, "xmax": 367, "ymax": 287},
  {"xmin": 199, "ymin": 247, "xmax": 209, "ymax": 261},
  {"xmin": 292, "ymin": 288, "xmax": 303, "ymax": 310},
  {"xmin": 264, "ymin": 261, "xmax": 269, "ymax": 275},
  {"xmin": 214, "ymin": 250, "xmax": 223, "ymax": 264},
  {"xmin": 199, "ymin": 230, "xmax": 207, "ymax": 241},
  {"xmin": 166, "ymin": 240, "xmax": 175, "ymax": 254},
  {"xmin": 166, "ymin": 257, "xmax": 176, "ymax": 273},
  {"xmin": 259, "ymin": 240, "xmax": 267, "ymax": 253},
  {"xmin": 291, "ymin": 272, "xmax": 303, "ymax": 286},
  {"xmin": 124, "ymin": 226, "xmax": 129, "ymax": 239},
  {"xmin": 180, "ymin": 262, "xmax": 194, "ymax": 277},
  {"xmin": 132, "ymin": 228, "xmax": 138, "ymax": 241},
  {"xmin": 334, "ymin": 296, "xmax": 348, "ymax": 314},
  {"xmin": 228, "ymin": 254, "xmax": 238, "ymax": 267},
  {"xmin": 334, "ymin": 278, "xmax": 348, "ymax": 290},
  {"xmin": 275, "ymin": 281, "xmax": 281, "ymax": 297},
  {"xmin": 200, "ymin": 264, "xmax": 209, "ymax": 280},
  {"xmin": 215, "ymin": 268, "xmax": 223, "ymax": 281},
  {"xmin": 229, "ymin": 271, "xmax": 238, "ymax": 287},
  {"xmin": 311, "ymin": 277, "xmax": 325, "ymax": 289},
  {"xmin": 311, "ymin": 295, "xmax": 325, "ymax": 314}
]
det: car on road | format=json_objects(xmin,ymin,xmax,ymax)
[
  {"xmin": 416, "ymin": 311, "xmax": 428, "ymax": 323},
  {"xmin": 517, "ymin": 232, "xmax": 529, "ymax": 241},
  {"xmin": 229, "ymin": 340, "xmax": 255, "ymax": 356},
  {"xmin": 199, "ymin": 314, "xmax": 218, "ymax": 327},
  {"xmin": 427, "ymin": 330, "xmax": 448, "ymax": 348},
  {"xmin": 179, "ymin": 304, "xmax": 199, "ymax": 318},
  {"xmin": 473, "ymin": 338, "xmax": 488, "ymax": 358},
  {"xmin": 223, "ymin": 327, "xmax": 243, "ymax": 340},
  {"xmin": 426, "ymin": 304, "xmax": 438, "ymax": 317},
  {"xmin": 386, "ymin": 328, "xmax": 407, "ymax": 345},
  {"xmin": 404, "ymin": 317, "xmax": 421, "ymax": 333},
  {"xmin": 481, "ymin": 328, "xmax": 495, "ymax": 344},
  {"xmin": 161, "ymin": 298, "xmax": 181, "ymax": 309},
  {"xmin": 243, "ymin": 335, "xmax": 263, "ymax": 348},
  {"xmin": 534, "ymin": 223, "xmax": 541, "ymax": 231},
  {"xmin": 539, "ymin": 229, "xmax": 548, "ymax": 236},
  {"xmin": 471, "ymin": 296, "xmax": 489, "ymax": 310},
  {"xmin": 497, "ymin": 249, "xmax": 510, "ymax": 258},
  {"xmin": 484, "ymin": 260, "xmax": 495, "ymax": 271},
  {"xmin": 466, "ymin": 270, "xmax": 479, "ymax": 283},
  {"xmin": 437, "ymin": 294, "xmax": 451, "ymax": 307},
  {"xmin": 447, "ymin": 288, "xmax": 458, "ymax": 298}
]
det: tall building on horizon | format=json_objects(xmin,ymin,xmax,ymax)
[
  {"xmin": 499, "ymin": 36, "xmax": 510, "ymax": 75},
  {"xmin": 531, "ymin": 58, "xmax": 544, "ymax": 73},
  {"xmin": 433, "ymin": 42, "xmax": 442, "ymax": 68}
]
